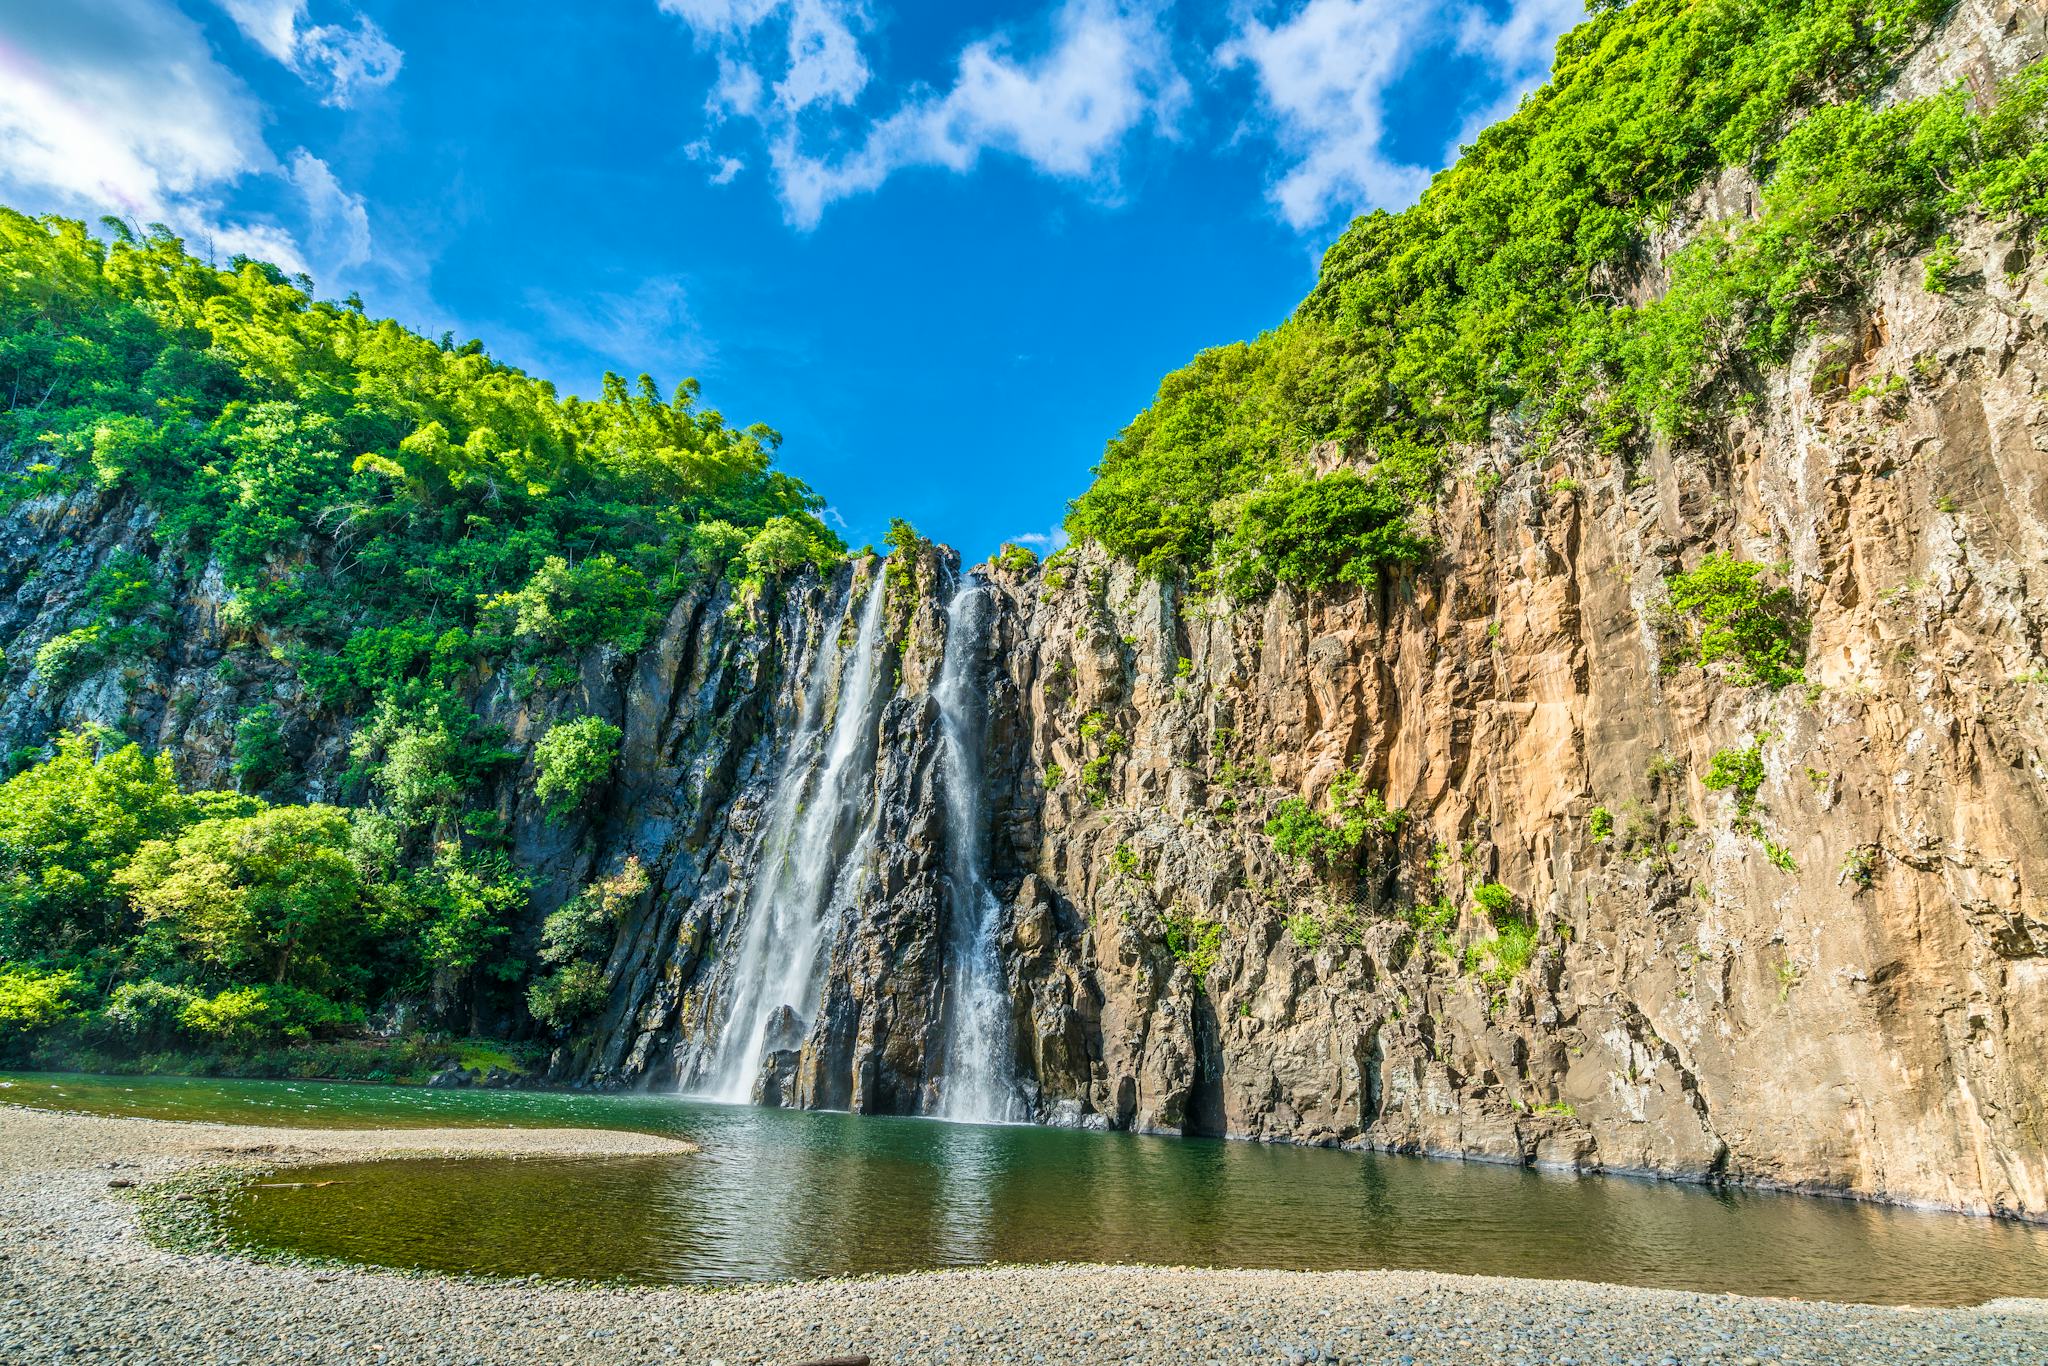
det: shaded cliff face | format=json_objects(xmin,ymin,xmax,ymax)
[{"xmin": 2, "ymin": 0, "xmax": 2042, "ymax": 1225}]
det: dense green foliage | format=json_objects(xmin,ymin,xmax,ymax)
[
  {"xmin": 0, "ymin": 729, "xmax": 529, "ymax": 1059},
  {"xmin": 0, "ymin": 203, "xmax": 846, "ymax": 1063},
  {"xmin": 1068, "ymin": 0, "xmax": 2048, "ymax": 593}
]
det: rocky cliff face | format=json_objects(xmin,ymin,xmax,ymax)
[{"xmin": 4, "ymin": 0, "xmax": 2044, "ymax": 1224}]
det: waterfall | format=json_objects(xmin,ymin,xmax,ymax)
[
  {"xmin": 931, "ymin": 574, "xmax": 1023, "ymax": 1123},
  {"xmin": 700, "ymin": 574, "xmax": 892, "ymax": 1102}
]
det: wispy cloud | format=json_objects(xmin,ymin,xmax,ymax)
[
  {"xmin": 213, "ymin": 0, "xmax": 402, "ymax": 108},
  {"xmin": 287, "ymin": 148, "xmax": 370, "ymax": 270},
  {"xmin": 1218, "ymin": 0, "xmax": 1433, "ymax": 232},
  {"xmin": 662, "ymin": 0, "xmax": 1186, "ymax": 229},
  {"xmin": 1006, "ymin": 526, "xmax": 1070, "ymax": 553},
  {"xmin": 1450, "ymin": 0, "xmax": 1581, "ymax": 142},
  {"xmin": 683, "ymin": 138, "xmax": 747, "ymax": 185},
  {"xmin": 523, "ymin": 275, "xmax": 713, "ymax": 393},
  {"xmin": 1220, "ymin": 0, "xmax": 1578, "ymax": 233}
]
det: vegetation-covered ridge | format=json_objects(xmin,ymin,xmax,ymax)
[
  {"xmin": 0, "ymin": 209, "xmax": 850, "ymax": 1072},
  {"xmin": 1067, "ymin": 0, "xmax": 2048, "ymax": 596},
  {"xmin": 0, "ymin": 207, "xmax": 844, "ymax": 708}
]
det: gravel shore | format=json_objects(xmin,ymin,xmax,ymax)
[{"xmin": 1, "ymin": 1104, "xmax": 2042, "ymax": 1366}]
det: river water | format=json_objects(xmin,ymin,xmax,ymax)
[{"xmin": 7, "ymin": 1071, "xmax": 2047, "ymax": 1304}]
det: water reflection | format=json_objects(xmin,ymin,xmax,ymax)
[{"xmin": 7, "ymin": 1072, "xmax": 2047, "ymax": 1305}]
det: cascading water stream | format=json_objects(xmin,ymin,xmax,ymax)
[
  {"xmin": 700, "ymin": 576, "xmax": 892, "ymax": 1102},
  {"xmin": 931, "ymin": 574, "xmax": 1023, "ymax": 1123}
]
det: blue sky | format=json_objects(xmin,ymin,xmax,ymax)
[{"xmin": 0, "ymin": 0, "xmax": 1579, "ymax": 557}]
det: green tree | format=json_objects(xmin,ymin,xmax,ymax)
[
  {"xmin": 233, "ymin": 705, "xmax": 290, "ymax": 794},
  {"xmin": 408, "ymin": 843, "xmax": 529, "ymax": 1031},
  {"xmin": 0, "ymin": 965, "xmax": 81, "ymax": 1040},
  {"xmin": 0, "ymin": 730, "xmax": 253, "ymax": 962},
  {"xmin": 117, "ymin": 805, "xmax": 368, "ymax": 993}
]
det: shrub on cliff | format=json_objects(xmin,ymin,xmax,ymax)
[
  {"xmin": 527, "ymin": 859, "xmax": 647, "ymax": 1031},
  {"xmin": 1662, "ymin": 555, "xmax": 1807, "ymax": 688},
  {"xmin": 1264, "ymin": 766, "xmax": 1405, "ymax": 872},
  {"xmin": 533, "ymin": 716, "xmax": 624, "ymax": 817}
]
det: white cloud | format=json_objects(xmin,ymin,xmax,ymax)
[
  {"xmin": 773, "ymin": 0, "xmax": 871, "ymax": 113},
  {"xmin": 664, "ymin": 0, "xmax": 865, "ymax": 115},
  {"xmin": 0, "ymin": 0, "xmax": 306, "ymax": 259},
  {"xmin": 662, "ymin": 0, "xmax": 1185, "ymax": 229},
  {"xmin": 683, "ymin": 139, "xmax": 748, "ymax": 185},
  {"xmin": 214, "ymin": 0, "xmax": 300, "ymax": 61},
  {"xmin": 1218, "ymin": 0, "xmax": 1434, "ymax": 232},
  {"xmin": 657, "ymin": 0, "xmax": 786, "ymax": 34},
  {"xmin": 1221, "ymin": 0, "xmax": 1580, "ymax": 232},
  {"xmin": 711, "ymin": 56, "xmax": 766, "ymax": 116},
  {"xmin": 1450, "ymin": 0, "xmax": 1580, "ymax": 140},
  {"xmin": 288, "ymin": 149, "xmax": 371, "ymax": 269},
  {"xmin": 0, "ymin": 0, "xmax": 396, "ymax": 291},
  {"xmin": 1006, "ymin": 527, "xmax": 1070, "ymax": 553},
  {"xmin": 213, "ymin": 0, "xmax": 402, "ymax": 107}
]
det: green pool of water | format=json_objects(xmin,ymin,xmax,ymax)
[{"xmin": 9, "ymin": 1071, "xmax": 2047, "ymax": 1304}]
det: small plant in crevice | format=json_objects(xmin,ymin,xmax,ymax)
[
  {"xmin": 1464, "ymin": 916, "xmax": 1536, "ymax": 988},
  {"xmin": 1588, "ymin": 805, "xmax": 1614, "ymax": 842},
  {"xmin": 1470, "ymin": 881, "xmax": 1514, "ymax": 918},
  {"xmin": 1703, "ymin": 741, "xmax": 1767, "ymax": 820},
  {"xmin": 1703, "ymin": 738, "xmax": 1799, "ymax": 873},
  {"xmin": 1076, "ymin": 711, "xmax": 1127, "ymax": 805},
  {"xmin": 1161, "ymin": 907, "xmax": 1223, "ymax": 987},
  {"xmin": 1456, "ymin": 882, "xmax": 1536, "ymax": 987},
  {"xmin": 1264, "ymin": 763, "xmax": 1406, "ymax": 873},
  {"xmin": 1839, "ymin": 845, "xmax": 1880, "ymax": 890},
  {"xmin": 1923, "ymin": 234, "xmax": 1963, "ymax": 293}
]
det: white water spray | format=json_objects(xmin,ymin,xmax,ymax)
[
  {"xmin": 702, "ymin": 577, "xmax": 892, "ymax": 1102},
  {"xmin": 932, "ymin": 575, "xmax": 1022, "ymax": 1122}
]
